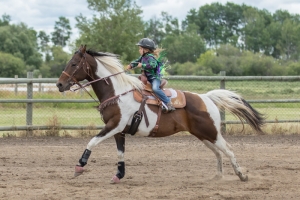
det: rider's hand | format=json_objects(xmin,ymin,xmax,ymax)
[
  {"xmin": 126, "ymin": 65, "xmax": 132, "ymax": 70},
  {"xmin": 137, "ymin": 63, "xmax": 142, "ymax": 68}
]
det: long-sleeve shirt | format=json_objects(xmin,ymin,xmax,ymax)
[{"xmin": 130, "ymin": 53, "xmax": 160, "ymax": 80}]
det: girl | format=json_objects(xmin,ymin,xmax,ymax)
[{"xmin": 127, "ymin": 38, "xmax": 175, "ymax": 112}]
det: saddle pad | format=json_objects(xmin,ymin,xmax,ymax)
[{"xmin": 133, "ymin": 89, "xmax": 186, "ymax": 108}]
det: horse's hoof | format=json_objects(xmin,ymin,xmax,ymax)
[
  {"xmin": 74, "ymin": 165, "xmax": 84, "ymax": 177},
  {"xmin": 241, "ymin": 175, "xmax": 248, "ymax": 182},
  {"xmin": 110, "ymin": 175, "xmax": 120, "ymax": 184}
]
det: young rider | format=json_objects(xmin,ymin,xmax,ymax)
[{"xmin": 127, "ymin": 38, "xmax": 175, "ymax": 112}]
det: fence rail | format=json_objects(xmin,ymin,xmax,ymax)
[
  {"xmin": 1, "ymin": 72, "xmax": 300, "ymax": 133},
  {"xmin": 2, "ymin": 75, "xmax": 300, "ymax": 84}
]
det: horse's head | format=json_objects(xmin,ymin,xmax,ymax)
[{"xmin": 56, "ymin": 45, "xmax": 96, "ymax": 92}]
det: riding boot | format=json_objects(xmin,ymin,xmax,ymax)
[
  {"xmin": 167, "ymin": 101, "xmax": 176, "ymax": 112},
  {"xmin": 162, "ymin": 106, "xmax": 168, "ymax": 113}
]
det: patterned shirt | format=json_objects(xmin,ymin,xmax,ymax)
[{"xmin": 130, "ymin": 53, "xmax": 160, "ymax": 80}]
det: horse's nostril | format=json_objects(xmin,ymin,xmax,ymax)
[{"xmin": 56, "ymin": 82, "xmax": 62, "ymax": 88}]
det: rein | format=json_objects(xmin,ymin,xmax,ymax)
[
  {"xmin": 61, "ymin": 52, "xmax": 132, "ymax": 107},
  {"xmin": 70, "ymin": 71, "xmax": 126, "ymax": 92}
]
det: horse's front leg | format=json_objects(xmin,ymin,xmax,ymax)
[
  {"xmin": 74, "ymin": 126, "xmax": 119, "ymax": 177},
  {"xmin": 111, "ymin": 133, "xmax": 126, "ymax": 184}
]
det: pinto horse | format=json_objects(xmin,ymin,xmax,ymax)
[{"xmin": 56, "ymin": 45, "xmax": 264, "ymax": 183}]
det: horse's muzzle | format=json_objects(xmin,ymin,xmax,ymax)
[{"xmin": 56, "ymin": 81, "xmax": 72, "ymax": 92}]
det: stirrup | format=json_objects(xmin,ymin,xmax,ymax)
[
  {"xmin": 162, "ymin": 106, "xmax": 168, "ymax": 113},
  {"xmin": 162, "ymin": 106, "xmax": 175, "ymax": 113},
  {"xmin": 167, "ymin": 103, "xmax": 176, "ymax": 113},
  {"xmin": 168, "ymin": 107, "xmax": 176, "ymax": 113}
]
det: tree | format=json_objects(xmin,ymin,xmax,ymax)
[
  {"xmin": 183, "ymin": 2, "xmax": 247, "ymax": 48},
  {"xmin": 286, "ymin": 61, "xmax": 300, "ymax": 75},
  {"xmin": 161, "ymin": 24, "xmax": 206, "ymax": 63},
  {"xmin": 0, "ymin": 52, "xmax": 26, "ymax": 77},
  {"xmin": 161, "ymin": 12, "xmax": 180, "ymax": 36},
  {"xmin": 182, "ymin": 8, "xmax": 198, "ymax": 31},
  {"xmin": 195, "ymin": 44, "xmax": 284, "ymax": 76},
  {"xmin": 277, "ymin": 19, "xmax": 300, "ymax": 60},
  {"xmin": 37, "ymin": 30, "xmax": 52, "ymax": 62},
  {"xmin": 75, "ymin": 0, "xmax": 144, "ymax": 62},
  {"xmin": 41, "ymin": 46, "xmax": 70, "ymax": 78},
  {"xmin": 51, "ymin": 16, "xmax": 72, "ymax": 47},
  {"xmin": 0, "ymin": 22, "xmax": 43, "ymax": 69},
  {"xmin": 273, "ymin": 10, "xmax": 292, "ymax": 24},
  {"xmin": 268, "ymin": 11, "xmax": 300, "ymax": 60},
  {"xmin": 38, "ymin": 31, "xmax": 50, "ymax": 52},
  {"xmin": 144, "ymin": 17, "xmax": 165, "ymax": 45},
  {"xmin": 168, "ymin": 61, "xmax": 213, "ymax": 76},
  {"xmin": 241, "ymin": 8, "xmax": 273, "ymax": 53},
  {"xmin": 221, "ymin": 2, "xmax": 244, "ymax": 45},
  {"xmin": 0, "ymin": 14, "xmax": 10, "ymax": 26},
  {"xmin": 262, "ymin": 21, "xmax": 281, "ymax": 58},
  {"xmin": 184, "ymin": 3, "xmax": 226, "ymax": 47}
]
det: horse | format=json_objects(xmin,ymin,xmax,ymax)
[{"xmin": 56, "ymin": 45, "xmax": 265, "ymax": 184}]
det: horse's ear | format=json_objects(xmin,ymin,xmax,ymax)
[
  {"xmin": 78, "ymin": 45, "xmax": 83, "ymax": 52},
  {"xmin": 81, "ymin": 45, "xmax": 87, "ymax": 54}
]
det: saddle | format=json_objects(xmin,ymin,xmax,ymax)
[
  {"xmin": 136, "ymin": 73, "xmax": 186, "ymax": 108},
  {"xmin": 133, "ymin": 83, "xmax": 186, "ymax": 108},
  {"xmin": 130, "ymin": 74, "xmax": 186, "ymax": 135}
]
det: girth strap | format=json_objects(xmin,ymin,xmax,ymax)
[
  {"xmin": 151, "ymin": 100, "xmax": 162, "ymax": 135},
  {"xmin": 146, "ymin": 91, "xmax": 163, "ymax": 135},
  {"xmin": 125, "ymin": 94, "xmax": 149, "ymax": 136},
  {"xmin": 138, "ymin": 95, "xmax": 149, "ymax": 127}
]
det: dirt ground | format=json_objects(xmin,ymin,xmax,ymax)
[{"xmin": 0, "ymin": 134, "xmax": 300, "ymax": 200}]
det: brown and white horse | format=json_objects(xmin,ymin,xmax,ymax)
[{"xmin": 56, "ymin": 45, "xmax": 264, "ymax": 183}]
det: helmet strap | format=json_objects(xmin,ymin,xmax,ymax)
[{"xmin": 141, "ymin": 48, "xmax": 148, "ymax": 54}]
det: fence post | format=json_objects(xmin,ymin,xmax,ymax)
[
  {"xmin": 38, "ymin": 74, "xmax": 42, "ymax": 93},
  {"xmin": 220, "ymin": 71, "xmax": 226, "ymax": 134},
  {"xmin": 14, "ymin": 75, "xmax": 18, "ymax": 95},
  {"xmin": 26, "ymin": 72, "xmax": 33, "ymax": 136}
]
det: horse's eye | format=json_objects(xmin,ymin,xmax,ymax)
[{"xmin": 71, "ymin": 63, "xmax": 76, "ymax": 67}]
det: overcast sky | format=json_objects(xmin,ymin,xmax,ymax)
[{"xmin": 1, "ymin": 0, "xmax": 300, "ymax": 44}]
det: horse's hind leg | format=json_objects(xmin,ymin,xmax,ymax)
[
  {"xmin": 111, "ymin": 133, "xmax": 126, "ymax": 184},
  {"xmin": 202, "ymin": 140, "xmax": 223, "ymax": 179},
  {"xmin": 214, "ymin": 135, "xmax": 248, "ymax": 181}
]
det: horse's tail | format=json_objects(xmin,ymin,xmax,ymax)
[{"xmin": 205, "ymin": 89, "xmax": 265, "ymax": 133}]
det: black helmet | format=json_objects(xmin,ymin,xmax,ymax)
[{"xmin": 136, "ymin": 38, "xmax": 156, "ymax": 50}]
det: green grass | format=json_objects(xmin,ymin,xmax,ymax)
[
  {"xmin": 0, "ymin": 90, "xmax": 98, "ymax": 109},
  {"xmin": 1, "ymin": 103, "xmax": 299, "ymax": 127},
  {"xmin": 1, "ymin": 107, "xmax": 104, "ymax": 126},
  {"xmin": 166, "ymin": 79, "xmax": 300, "ymax": 100},
  {"xmin": 2, "ymin": 79, "xmax": 300, "ymax": 102}
]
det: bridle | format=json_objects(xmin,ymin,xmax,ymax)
[
  {"xmin": 60, "ymin": 51, "xmax": 130, "ymax": 105},
  {"xmin": 61, "ymin": 51, "xmax": 99, "ymax": 102},
  {"xmin": 62, "ymin": 51, "xmax": 93, "ymax": 87}
]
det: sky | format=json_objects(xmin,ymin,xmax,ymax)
[{"xmin": 1, "ymin": 0, "xmax": 300, "ymax": 47}]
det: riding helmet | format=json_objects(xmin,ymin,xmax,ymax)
[{"xmin": 136, "ymin": 38, "xmax": 156, "ymax": 51}]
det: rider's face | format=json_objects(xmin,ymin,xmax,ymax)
[
  {"xmin": 138, "ymin": 46, "xmax": 144, "ymax": 55},
  {"xmin": 139, "ymin": 46, "xmax": 150, "ymax": 55}
]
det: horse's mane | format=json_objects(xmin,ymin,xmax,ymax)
[{"xmin": 86, "ymin": 50, "xmax": 143, "ymax": 91}]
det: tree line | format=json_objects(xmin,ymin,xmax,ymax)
[{"xmin": 0, "ymin": 0, "xmax": 300, "ymax": 78}]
